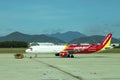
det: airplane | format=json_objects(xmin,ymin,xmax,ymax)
[
  {"xmin": 55, "ymin": 33, "xmax": 112, "ymax": 58},
  {"xmin": 25, "ymin": 33, "xmax": 112, "ymax": 58}
]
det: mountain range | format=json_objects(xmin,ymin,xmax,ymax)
[
  {"xmin": 0, "ymin": 31, "xmax": 119, "ymax": 43},
  {"xmin": 70, "ymin": 35, "xmax": 120, "ymax": 44},
  {"xmin": 0, "ymin": 32, "xmax": 65, "ymax": 43},
  {"xmin": 48, "ymin": 31, "xmax": 86, "ymax": 42}
]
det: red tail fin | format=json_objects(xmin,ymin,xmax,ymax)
[
  {"xmin": 100, "ymin": 33, "xmax": 112, "ymax": 50},
  {"xmin": 101, "ymin": 33, "xmax": 112, "ymax": 45}
]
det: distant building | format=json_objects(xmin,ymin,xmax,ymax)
[{"xmin": 111, "ymin": 43, "xmax": 120, "ymax": 47}]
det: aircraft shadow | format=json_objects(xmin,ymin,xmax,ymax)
[
  {"xmin": 25, "ymin": 56, "xmax": 108, "ymax": 59},
  {"xmin": 74, "ymin": 56, "xmax": 108, "ymax": 59}
]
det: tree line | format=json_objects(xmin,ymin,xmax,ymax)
[{"xmin": 0, "ymin": 41, "xmax": 28, "ymax": 48}]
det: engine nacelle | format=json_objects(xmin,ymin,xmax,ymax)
[{"xmin": 59, "ymin": 51, "xmax": 69, "ymax": 57}]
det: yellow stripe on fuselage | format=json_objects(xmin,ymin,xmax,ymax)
[{"xmin": 63, "ymin": 44, "xmax": 69, "ymax": 51}]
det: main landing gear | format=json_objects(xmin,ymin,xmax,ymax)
[
  {"xmin": 55, "ymin": 53, "xmax": 74, "ymax": 58},
  {"xmin": 67, "ymin": 54, "xmax": 74, "ymax": 58},
  {"xmin": 67, "ymin": 50, "xmax": 74, "ymax": 58}
]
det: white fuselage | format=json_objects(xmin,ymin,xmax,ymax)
[{"xmin": 25, "ymin": 45, "xmax": 65, "ymax": 53}]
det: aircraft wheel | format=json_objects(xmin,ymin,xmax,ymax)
[
  {"xmin": 30, "ymin": 56, "xmax": 32, "ymax": 59},
  {"xmin": 55, "ymin": 53, "xmax": 59, "ymax": 56},
  {"xmin": 70, "ymin": 55, "xmax": 74, "ymax": 58},
  {"xmin": 67, "ymin": 54, "xmax": 70, "ymax": 58}
]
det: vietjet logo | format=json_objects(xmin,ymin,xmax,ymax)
[{"xmin": 74, "ymin": 46, "xmax": 90, "ymax": 51}]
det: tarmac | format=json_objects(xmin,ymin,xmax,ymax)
[{"xmin": 0, "ymin": 53, "xmax": 120, "ymax": 80}]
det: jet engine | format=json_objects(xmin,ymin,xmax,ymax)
[
  {"xmin": 55, "ymin": 51, "xmax": 74, "ymax": 58},
  {"xmin": 59, "ymin": 51, "xmax": 69, "ymax": 57}
]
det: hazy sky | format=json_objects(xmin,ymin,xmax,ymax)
[{"xmin": 0, "ymin": 0, "xmax": 120, "ymax": 38}]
